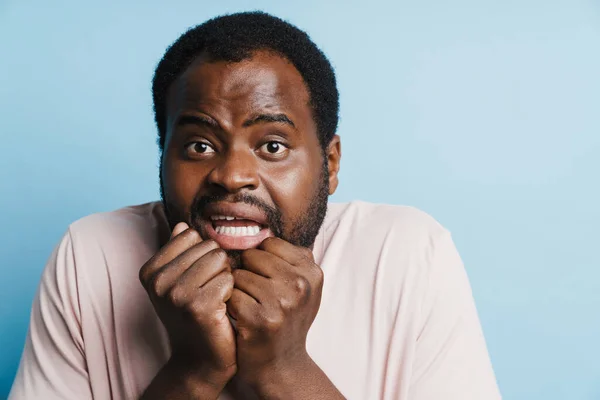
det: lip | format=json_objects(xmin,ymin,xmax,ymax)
[
  {"xmin": 197, "ymin": 202, "xmax": 273, "ymax": 250},
  {"xmin": 202, "ymin": 221, "xmax": 273, "ymax": 250},
  {"xmin": 202, "ymin": 202, "xmax": 270, "ymax": 226}
]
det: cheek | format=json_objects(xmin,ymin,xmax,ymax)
[
  {"xmin": 162, "ymin": 154, "xmax": 204, "ymax": 214},
  {"xmin": 264, "ymin": 153, "xmax": 322, "ymax": 225}
]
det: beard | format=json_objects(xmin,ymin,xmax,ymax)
[{"xmin": 160, "ymin": 157, "xmax": 330, "ymax": 268}]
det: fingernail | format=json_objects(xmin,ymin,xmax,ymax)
[{"xmin": 170, "ymin": 222, "xmax": 189, "ymax": 239}]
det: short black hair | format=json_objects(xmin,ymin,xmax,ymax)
[{"xmin": 152, "ymin": 11, "xmax": 339, "ymax": 152}]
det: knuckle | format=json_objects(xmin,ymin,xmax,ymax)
[
  {"xmin": 206, "ymin": 312, "xmax": 225, "ymax": 327},
  {"xmin": 200, "ymin": 239, "xmax": 219, "ymax": 252},
  {"xmin": 138, "ymin": 266, "xmax": 151, "ymax": 286},
  {"xmin": 139, "ymin": 259, "xmax": 161, "ymax": 287},
  {"xmin": 223, "ymin": 271, "xmax": 234, "ymax": 286},
  {"xmin": 202, "ymin": 239, "xmax": 219, "ymax": 251},
  {"xmin": 149, "ymin": 273, "xmax": 166, "ymax": 296},
  {"xmin": 231, "ymin": 269, "xmax": 247, "ymax": 284},
  {"xmin": 237, "ymin": 327, "xmax": 254, "ymax": 342},
  {"xmin": 313, "ymin": 266, "xmax": 324, "ymax": 283},
  {"xmin": 292, "ymin": 276, "xmax": 311, "ymax": 297},
  {"xmin": 210, "ymin": 248, "xmax": 227, "ymax": 262},
  {"xmin": 279, "ymin": 296, "xmax": 296, "ymax": 311},
  {"xmin": 261, "ymin": 311, "xmax": 284, "ymax": 333},
  {"xmin": 166, "ymin": 285, "xmax": 186, "ymax": 307},
  {"xmin": 186, "ymin": 298, "xmax": 208, "ymax": 319}
]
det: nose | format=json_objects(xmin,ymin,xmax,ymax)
[{"xmin": 207, "ymin": 147, "xmax": 259, "ymax": 193}]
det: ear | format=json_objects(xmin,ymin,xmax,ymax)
[{"xmin": 326, "ymin": 135, "xmax": 341, "ymax": 195}]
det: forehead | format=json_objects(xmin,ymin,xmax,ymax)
[{"xmin": 167, "ymin": 51, "xmax": 313, "ymax": 126}]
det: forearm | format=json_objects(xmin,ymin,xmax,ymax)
[
  {"xmin": 140, "ymin": 357, "xmax": 231, "ymax": 400},
  {"xmin": 251, "ymin": 355, "xmax": 345, "ymax": 400}
]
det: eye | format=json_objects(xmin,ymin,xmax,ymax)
[
  {"xmin": 185, "ymin": 141, "xmax": 216, "ymax": 156},
  {"xmin": 259, "ymin": 141, "xmax": 288, "ymax": 155}
]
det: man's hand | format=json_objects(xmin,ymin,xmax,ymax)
[
  {"xmin": 139, "ymin": 223, "xmax": 236, "ymax": 399},
  {"xmin": 227, "ymin": 237, "xmax": 344, "ymax": 399}
]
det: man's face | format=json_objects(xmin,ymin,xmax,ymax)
[{"xmin": 160, "ymin": 50, "xmax": 341, "ymax": 266}]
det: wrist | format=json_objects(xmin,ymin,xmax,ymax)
[
  {"xmin": 140, "ymin": 356, "xmax": 235, "ymax": 400},
  {"xmin": 167, "ymin": 353, "xmax": 236, "ymax": 396},
  {"xmin": 247, "ymin": 352, "xmax": 314, "ymax": 399}
]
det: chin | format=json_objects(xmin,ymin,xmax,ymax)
[{"xmin": 225, "ymin": 249, "xmax": 243, "ymax": 269}]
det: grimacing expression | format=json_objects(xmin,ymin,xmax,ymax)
[{"xmin": 159, "ymin": 51, "xmax": 341, "ymax": 266}]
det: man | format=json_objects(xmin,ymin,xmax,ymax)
[{"xmin": 9, "ymin": 11, "xmax": 501, "ymax": 400}]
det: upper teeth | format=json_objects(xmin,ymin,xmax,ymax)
[
  {"xmin": 210, "ymin": 215, "xmax": 262, "ymax": 237},
  {"xmin": 211, "ymin": 215, "xmax": 236, "ymax": 221}
]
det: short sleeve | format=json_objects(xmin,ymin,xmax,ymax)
[
  {"xmin": 9, "ymin": 230, "xmax": 93, "ymax": 400},
  {"xmin": 408, "ymin": 231, "xmax": 502, "ymax": 400}
]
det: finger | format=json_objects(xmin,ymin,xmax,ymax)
[
  {"xmin": 145, "ymin": 240, "xmax": 220, "ymax": 296},
  {"xmin": 232, "ymin": 268, "xmax": 271, "ymax": 304},
  {"xmin": 168, "ymin": 248, "xmax": 232, "ymax": 304},
  {"xmin": 186, "ymin": 270, "xmax": 235, "ymax": 318},
  {"xmin": 170, "ymin": 222, "xmax": 189, "ymax": 239},
  {"xmin": 240, "ymin": 248, "xmax": 288, "ymax": 278},
  {"xmin": 201, "ymin": 270, "xmax": 235, "ymax": 303},
  {"xmin": 139, "ymin": 229, "xmax": 203, "ymax": 286},
  {"xmin": 226, "ymin": 288, "xmax": 259, "ymax": 322},
  {"xmin": 259, "ymin": 237, "xmax": 314, "ymax": 266},
  {"xmin": 155, "ymin": 228, "xmax": 203, "ymax": 267}
]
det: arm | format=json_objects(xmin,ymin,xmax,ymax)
[
  {"xmin": 140, "ymin": 356, "xmax": 230, "ymax": 400},
  {"xmin": 227, "ymin": 238, "xmax": 345, "ymax": 400},
  {"xmin": 248, "ymin": 353, "xmax": 345, "ymax": 400},
  {"xmin": 408, "ymin": 231, "xmax": 501, "ymax": 400},
  {"xmin": 138, "ymin": 223, "xmax": 237, "ymax": 399},
  {"xmin": 9, "ymin": 231, "xmax": 93, "ymax": 400}
]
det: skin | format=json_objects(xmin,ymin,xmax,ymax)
[{"xmin": 140, "ymin": 50, "xmax": 343, "ymax": 399}]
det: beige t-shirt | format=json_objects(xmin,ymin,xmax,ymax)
[{"xmin": 9, "ymin": 201, "xmax": 501, "ymax": 399}]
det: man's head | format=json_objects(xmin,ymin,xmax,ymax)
[{"xmin": 152, "ymin": 12, "xmax": 341, "ymax": 265}]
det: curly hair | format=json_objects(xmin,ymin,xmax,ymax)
[{"xmin": 152, "ymin": 11, "xmax": 339, "ymax": 152}]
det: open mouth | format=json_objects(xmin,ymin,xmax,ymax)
[
  {"xmin": 199, "ymin": 202, "xmax": 275, "ymax": 250},
  {"xmin": 210, "ymin": 215, "xmax": 264, "ymax": 237}
]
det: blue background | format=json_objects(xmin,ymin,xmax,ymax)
[{"xmin": 1, "ymin": 1, "xmax": 599, "ymax": 398}]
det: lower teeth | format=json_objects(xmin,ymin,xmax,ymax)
[{"xmin": 214, "ymin": 226, "xmax": 260, "ymax": 236}]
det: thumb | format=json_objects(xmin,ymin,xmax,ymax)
[{"xmin": 170, "ymin": 222, "xmax": 189, "ymax": 240}]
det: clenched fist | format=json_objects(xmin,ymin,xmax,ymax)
[
  {"xmin": 139, "ymin": 222, "xmax": 236, "ymax": 398},
  {"xmin": 227, "ymin": 237, "xmax": 325, "ymax": 395}
]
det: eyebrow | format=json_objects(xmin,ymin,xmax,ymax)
[
  {"xmin": 242, "ymin": 113, "xmax": 297, "ymax": 130},
  {"xmin": 175, "ymin": 112, "xmax": 296, "ymax": 131},
  {"xmin": 176, "ymin": 114, "xmax": 221, "ymax": 129}
]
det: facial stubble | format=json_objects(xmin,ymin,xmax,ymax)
[{"xmin": 160, "ymin": 156, "xmax": 330, "ymax": 269}]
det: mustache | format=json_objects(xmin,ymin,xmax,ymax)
[{"xmin": 191, "ymin": 192, "xmax": 284, "ymax": 238}]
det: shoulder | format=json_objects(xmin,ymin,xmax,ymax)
[
  {"xmin": 63, "ymin": 201, "xmax": 168, "ymax": 285},
  {"xmin": 66, "ymin": 201, "xmax": 168, "ymax": 259},
  {"xmin": 324, "ymin": 200, "xmax": 448, "ymax": 247},
  {"xmin": 316, "ymin": 202, "xmax": 460, "ymax": 338},
  {"xmin": 318, "ymin": 201, "xmax": 454, "ymax": 292},
  {"xmin": 68, "ymin": 201, "xmax": 167, "ymax": 243},
  {"xmin": 34, "ymin": 201, "xmax": 166, "ymax": 327}
]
